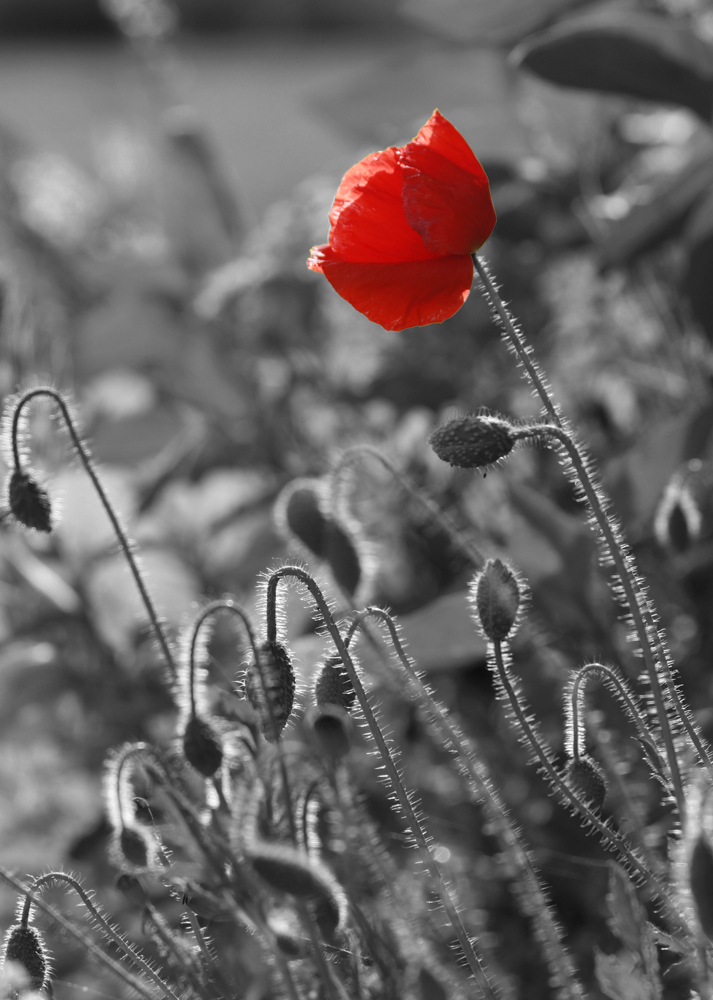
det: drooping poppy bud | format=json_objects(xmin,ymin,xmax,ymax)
[
  {"xmin": 245, "ymin": 640, "xmax": 295, "ymax": 742},
  {"xmin": 276, "ymin": 479, "xmax": 330, "ymax": 559},
  {"xmin": 305, "ymin": 704, "xmax": 354, "ymax": 761},
  {"xmin": 182, "ymin": 714, "xmax": 223, "ymax": 777},
  {"xmin": 690, "ymin": 833, "xmax": 713, "ymax": 940},
  {"xmin": 564, "ymin": 757, "xmax": 608, "ymax": 811},
  {"xmin": 111, "ymin": 823, "xmax": 158, "ymax": 872},
  {"xmin": 308, "ymin": 110, "xmax": 496, "ymax": 332},
  {"xmin": 429, "ymin": 415, "xmax": 517, "ymax": 470},
  {"xmin": 2, "ymin": 924, "xmax": 49, "ymax": 993},
  {"xmin": 7, "ymin": 470, "xmax": 52, "ymax": 532},
  {"xmin": 314, "ymin": 655, "xmax": 356, "ymax": 711},
  {"xmin": 471, "ymin": 559, "xmax": 521, "ymax": 642}
]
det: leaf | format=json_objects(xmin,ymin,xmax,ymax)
[
  {"xmin": 596, "ymin": 150, "xmax": 713, "ymax": 270},
  {"xmin": 400, "ymin": 0, "xmax": 584, "ymax": 46},
  {"xmin": 682, "ymin": 185, "xmax": 713, "ymax": 341},
  {"xmin": 512, "ymin": 9, "xmax": 713, "ymax": 120},
  {"xmin": 594, "ymin": 949, "xmax": 657, "ymax": 1000}
]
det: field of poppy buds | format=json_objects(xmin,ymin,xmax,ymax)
[{"xmin": 5, "ymin": 1, "xmax": 713, "ymax": 1000}]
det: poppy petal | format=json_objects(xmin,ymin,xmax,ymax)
[
  {"xmin": 327, "ymin": 148, "xmax": 437, "ymax": 264},
  {"xmin": 409, "ymin": 109, "xmax": 488, "ymax": 178},
  {"xmin": 318, "ymin": 253, "xmax": 474, "ymax": 332}
]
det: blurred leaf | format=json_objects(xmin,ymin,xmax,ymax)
[
  {"xmin": 401, "ymin": 0, "xmax": 585, "ymax": 46},
  {"xmin": 594, "ymin": 948, "xmax": 658, "ymax": 1000},
  {"xmin": 596, "ymin": 149, "xmax": 713, "ymax": 270},
  {"xmin": 512, "ymin": 9, "xmax": 713, "ymax": 120},
  {"xmin": 53, "ymin": 466, "xmax": 138, "ymax": 569},
  {"xmin": 682, "ymin": 185, "xmax": 713, "ymax": 340}
]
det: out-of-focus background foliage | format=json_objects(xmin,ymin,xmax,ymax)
[{"xmin": 4, "ymin": 0, "xmax": 713, "ymax": 996}]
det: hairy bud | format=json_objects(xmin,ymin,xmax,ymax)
[
  {"xmin": 112, "ymin": 824, "xmax": 157, "ymax": 872},
  {"xmin": 472, "ymin": 559, "xmax": 521, "ymax": 642},
  {"xmin": 245, "ymin": 640, "xmax": 295, "ymax": 742},
  {"xmin": 2, "ymin": 924, "xmax": 48, "ymax": 993},
  {"xmin": 690, "ymin": 834, "xmax": 713, "ymax": 940},
  {"xmin": 278, "ymin": 480, "xmax": 330, "ymax": 559},
  {"xmin": 429, "ymin": 415, "xmax": 517, "ymax": 469},
  {"xmin": 182, "ymin": 715, "xmax": 223, "ymax": 777},
  {"xmin": 8, "ymin": 470, "xmax": 52, "ymax": 532},
  {"xmin": 565, "ymin": 757, "xmax": 608, "ymax": 811},
  {"xmin": 314, "ymin": 656, "xmax": 355, "ymax": 711}
]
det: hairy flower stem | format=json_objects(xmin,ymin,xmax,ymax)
[
  {"xmin": 489, "ymin": 639, "xmax": 684, "ymax": 934},
  {"xmin": 329, "ymin": 444, "xmax": 484, "ymax": 569},
  {"xmin": 0, "ymin": 867, "xmax": 162, "ymax": 1000},
  {"xmin": 20, "ymin": 872, "xmax": 180, "ymax": 1000},
  {"xmin": 10, "ymin": 387, "xmax": 177, "ymax": 678},
  {"xmin": 266, "ymin": 566, "xmax": 501, "ymax": 1000},
  {"xmin": 349, "ymin": 607, "xmax": 586, "ymax": 1000},
  {"xmin": 472, "ymin": 255, "xmax": 701, "ymax": 816}
]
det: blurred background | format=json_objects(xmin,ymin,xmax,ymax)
[{"xmin": 3, "ymin": 1, "xmax": 713, "ymax": 996}]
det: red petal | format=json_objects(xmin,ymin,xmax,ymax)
[
  {"xmin": 327, "ymin": 147, "xmax": 437, "ymax": 264},
  {"xmin": 318, "ymin": 253, "xmax": 474, "ymax": 332},
  {"xmin": 399, "ymin": 112, "xmax": 496, "ymax": 255}
]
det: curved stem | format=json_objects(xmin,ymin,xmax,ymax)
[
  {"xmin": 490, "ymin": 638, "xmax": 683, "ymax": 934},
  {"xmin": 472, "ymin": 257, "xmax": 706, "ymax": 816},
  {"xmin": 10, "ymin": 387, "xmax": 177, "ymax": 678},
  {"xmin": 266, "ymin": 566, "xmax": 501, "ymax": 1000},
  {"xmin": 20, "ymin": 872, "xmax": 181, "ymax": 1000},
  {"xmin": 350, "ymin": 606, "xmax": 587, "ymax": 1000}
]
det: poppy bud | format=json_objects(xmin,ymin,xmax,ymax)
[
  {"xmin": 2, "ymin": 924, "xmax": 48, "ymax": 993},
  {"xmin": 471, "ymin": 559, "xmax": 521, "ymax": 642},
  {"xmin": 7, "ymin": 470, "xmax": 52, "ymax": 532},
  {"xmin": 245, "ymin": 640, "xmax": 295, "ymax": 742},
  {"xmin": 655, "ymin": 477, "xmax": 701, "ymax": 554},
  {"xmin": 112, "ymin": 824, "xmax": 156, "ymax": 872},
  {"xmin": 565, "ymin": 757, "xmax": 608, "ymax": 811},
  {"xmin": 690, "ymin": 833, "xmax": 713, "ymax": 940},
  {"xmin": 182, "ymin": 715, "xmax": 223, "ymax": 777},
  {"xmin": 277, "ymin": 479, "xmax": 329, "ymax": 559},
  {"xmin": 305, "ymin": 704, "xmax": 354, "ymax": 761},
  {"xmin": 116, "ymin": 873, "xmax": 148, "ymax": 908},
  {"xmin": 429, "ymin": 415, "xmax": 517, "ymax": 470},
  {"xmin": 325, "ymin": 521, "xmax": 362, "ymax": 597},
  {"xmin": 314, "ymin": 656, "xmax": 355, "ymax": 711}
]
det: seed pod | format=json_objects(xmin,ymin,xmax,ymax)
[
  {"xmin": 182, "ymin": 714, "xmax": 223, "ymax": 777},
  {"xmin": 690, "ymin": 834, "xmax": 713, "ymax": 940},
  {"xmin": 8, "ymin": 470, "xmax": 52, "ymax": 532},
  {"xmin": 314, "ymin": 656, "xmax": 355, "ymax": 711},
  {"xmin": 2, "ymin": 924, "xmax": 48, "ymax": 992},
  {"xmin": 429, "ymin": 415, "xmax": 516, "ymax": 469},
  {"xmin": 245, "ymin": 640, "xmax": 295, "ymax": 742},
  {"xmin": 277, "ymin": 480, "xmax": 329, "ymax": 558},
  {"xmin": 565, "ymin": 757, "xmax": 608, "ymax": 811},
  {"xmin": 305, "ymin": 704, "xmax": 354, "ymax": 761},
  {"xmin": 472, "ymin": 558, "xmax": 521, "ymax": 642}
]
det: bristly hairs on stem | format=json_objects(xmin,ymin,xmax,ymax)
[
  {"xmin": 103, "ymin": 742, "xmax": 163, "ymax": 872},
  {"xmin": 328, "ymin": 443, "xmax": 485, "ymax": 571},
  {"xmin": 471, "ymin": 254, "xmax": 711, "ymax": 820},
  {"xmin": 2, "ymin": 385, "xmax": 178, "ymax": 679},
  {"xmin": 264, "ymin": 565, "xmax": 504, "ymax": 1000},
  {"xmin": 17, "ymin": 871, "xmax": 182, "ymax": 1000},
  {"xmin": 0, "ymin": 866, "xmax": 166, "ymax": 1000},
  {"xmin": 347, "ymin": 605, "xmax": 587, "ymax": 1000}
]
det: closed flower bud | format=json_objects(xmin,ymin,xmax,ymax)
[
  {"xmin": 690, "ymin": 833, "xmax": 713, "ymax": 940},
  {"xmin": 314, "ymin": 656, "xmax": 355, "ymax": 711},
  {"xmin": 277, "ymin": 480, "xmax": 329, "ymax": 559},
  {"xmin": 112, "ymin": 824, "xmax": 156, "ymax": 871},
  {"xmin": 2, "ymin": 924, "xmax": 48, "ymax": 993},
  {"xmin": 305, "ymin": 704, "xmax": 354, "ymax": 761},
  {"xmin": 245, "ymin": 641, "xmax": 295, "ymax": 742},
  {"xmin": 429, "ymin": 415, "xmax": 517, "ymax": 469},
  {"xmin": 324, "ymin": 521, "xmax": 362, "ymax": 597},
  {"xmin": 565, "ymin": 757, "xmax": 608, "ymax": 811},
  {"xmin": 472, "ymin": 559, "xmax": 521, "ymax": 642},
  {"xmin": 8, "ymin": 470, "xmax": 52, "ymax": 533},
  {"xmin": 182, "ymin": 715, "xmax": 223, "ymax": 777}
]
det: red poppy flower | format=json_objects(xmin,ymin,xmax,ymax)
[{"xmin": 308, "ymin": 110, "xmax": 496, "ymax": 332}]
